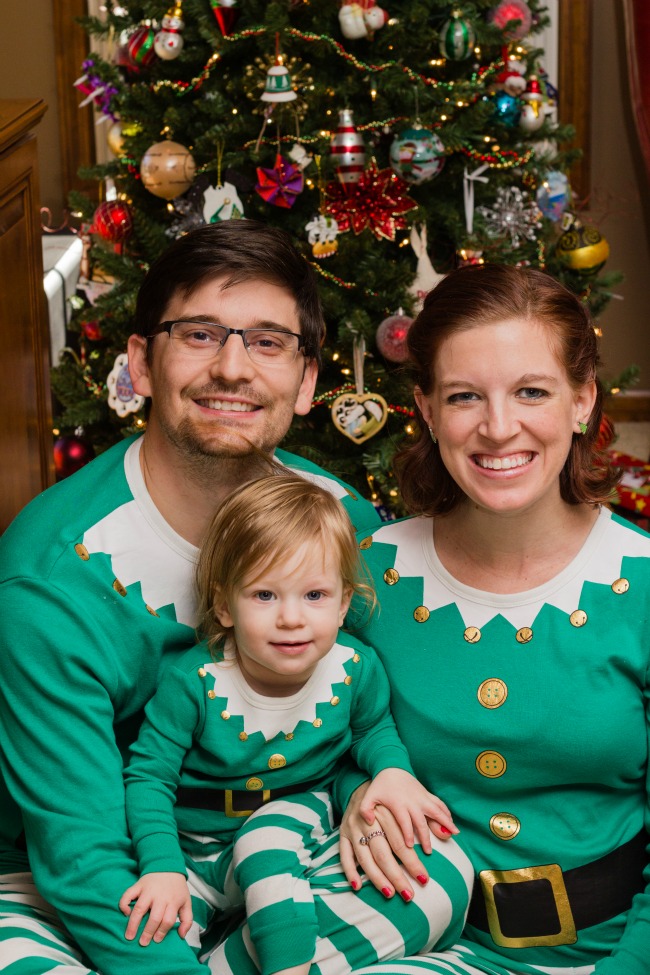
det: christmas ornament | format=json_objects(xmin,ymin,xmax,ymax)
[
  {"xmin": 53, "ymin": 435, "xmax": 94, "ymax": 479},
  {"xmin": 331, "ymin": 109, "xmax": 366, "ymax": 186},
  {"xmin": 140, "ymin": 140, "xmax": 197, "ymax": 200},
  {"xmin": 536, "ymin": 171, "xmax": 571, "ymax": 222},
  {"xmin": 389, "ymin": 125, "xmax": 445, "ymax": 185},
  {"xmin": 596, "ymin": 414, "xmax": 616, "ymax": 451},
  {"xmin": 439, "ymin": 12, "xmax": 475, "ymax": 60},
  {"xmin": 203, "ymin": 182, "xmax": 244, "ymax": 222},
  {"xmin": 106, "ymin": 119, "xmax": 142, "ymax": 156},
  {"xmin": 519, "ymin": 76, "xmax": 545, "ymax": 133},
  {"xmin": 324, "ymin": 161, "xmax": 417, "ymax": 241},
  {"xmin": 255, "ymin": 153, "xmax": 304, "ymax": 208},
  {"xmin": 457, "ymin": 247, "xmax": 484, "ymax": 266},
  {"xmin": 74, "ymin": 59, "xmax": 119, "ymax": 120},
  {"xmin": 126, "ymin": 25, "xmax": 157, "ymax": 68},
  {"xmin": 463, "ymin": 163, "xmax": 490, "ymax": 235},
  {"xmin": 339, "ymin": 3, "xmax": 369, "ymax": 39},
  {"xmin": 305, "ymin": 214, "xmax": 340, "ymax": 258},
  {"xmin": 210, "ymin": 0, "xmax": 239, "ymax": 36},
  {"xmin": 489, "ymin": 0, "xmax": 532, "ymax": 40},
  {"xmin": 409, "ymin": 224, "xmax": 445, "ymax": 312},
  {"xmin": 498, "ymin": 57, "xmax": 527, "ymax": 96},
  {"xmin": 363, "ymin": 0, "xmax": 389, "ymax": 35},
  {"xmin": 476, "ymin": 185, "xmax": 541, "ymax": 248},
  {"xmin": 331, "ymin": 334, "xmax": 388, "ymax": 444},
  {"xmin": 81, "ymin": 320, "xmax": 103, "ymax": 341},
  {"xmin": 154, "ymin": 1, "xmax": 184, "ymax": 60},
  {"xmin": 490, "ymin": 90, "xmax": 521, "ymax": 127},
  {"xmin": 376, "ymin": 310, "xmax": 413, "ymax": 363},
  {"xmin": 261, "ymin": 63, "xmax": 297, "ymax": 103},
  {"xmin": 107, "ymin": 353, "xmax": 145, "ymax": 417},
  {"xmin": 289, "ymin": 142, "xmax": 313, "ymax": 171},
  {"xmin": 91, "ymin": 200, "xmax": 134, "ymax": 243},
  {"xmin": 556, "ymin": 217, "xmax": 610, "ymax": 276}
]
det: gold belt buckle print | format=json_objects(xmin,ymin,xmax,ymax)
[
  {"xmin": 479, "ymin": 862, "xmax": 578, "ymax": 948},
  {"xmin": 224, "ymin": 788, "xmax": 271, "ymax": 818}
]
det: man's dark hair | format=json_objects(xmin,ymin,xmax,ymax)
[{"xmin": 134, "ymin": 220, "xmax": 325, "ymax": 365}]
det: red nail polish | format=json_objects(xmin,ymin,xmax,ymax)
[
  {"xmin": 400, "ymin": 890, "xmax": 413, "ymax": 902},
  {"xmin": 351, "ymin": 880, "xmax": 359, "ymax": 890},
  {"xmin": 417, "ymin": 874, "xmax": 428, "ymax": 885},
  {"xmin": 381, "ymin": 886, "xmax": 392, "ymax": 898},
  {"xmin": 440, "ymin": 826, "xmax": 451, "ymax": 835}
]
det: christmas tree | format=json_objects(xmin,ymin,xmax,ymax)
[{"xmin": 53, "ymin": 0, "xmax": 624, "ymax": 511}]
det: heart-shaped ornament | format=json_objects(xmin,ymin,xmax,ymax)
[{"xmin": 331, "ymin": 392, "xmax": 388, "ymax": 444}]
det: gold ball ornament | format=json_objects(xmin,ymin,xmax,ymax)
[
  {"xmin": 107, "ymin": 121, "xmax": 124, "ymax": 157},
  {"xmin": 556, "ymin": 222, "xmax": 610, "ymax": 276},
  {"xmin": 140, "ymin": 140, "xmax": 196, "ymax": 200}
]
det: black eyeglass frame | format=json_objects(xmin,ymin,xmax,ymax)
[{"xmin": 147, "ymin": 320, "xmax": 306, "ymax": 358}]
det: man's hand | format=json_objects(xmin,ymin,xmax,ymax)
[{"xmin": 119, "ymin": 872, "xmax": 193, "ymax": 947}]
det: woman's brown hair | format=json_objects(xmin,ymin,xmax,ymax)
[{"xmin": 395, "ymin": 263, "xmax": 620, "ymax": 517}]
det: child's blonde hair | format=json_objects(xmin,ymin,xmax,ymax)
[{"xmin": 195, "ymin": 471, "xmax": 376, "ymax": 650}]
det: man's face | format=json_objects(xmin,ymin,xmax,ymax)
[{"xmin": 128, "ymin": 275, "xmax": 317, "ymax": 460}]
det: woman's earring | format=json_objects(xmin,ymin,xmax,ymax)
[
  {"xmin": 428, "ymin": 427, "xmax": 437, "ymax": 444},
  {"xmin": 578, "ymin": 420, "xmax": 588, "ymax": 435}
]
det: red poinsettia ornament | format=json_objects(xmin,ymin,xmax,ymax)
[{"xmin": 324, "ymin": 161, "xmax": 417, "ymax": 240}]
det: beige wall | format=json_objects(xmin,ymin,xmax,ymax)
[
  {"xmin": 1, "ymin": 3, "xmax": 65, "ymax": 219},
  {"xmin": 2, "ymin": 3, "xmax": 649, "ymax": 385}
]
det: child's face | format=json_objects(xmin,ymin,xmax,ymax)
[{"xmin": 214, "ymin": 542, "xmax": 352, "ymax": 696}]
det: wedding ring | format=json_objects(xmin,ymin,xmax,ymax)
[{"xmin": 359, "ymin": 829, "xmax": 387, "ymax": 845}]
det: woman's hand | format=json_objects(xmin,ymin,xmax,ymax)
[
  {"xmin": 360, "ymin": 767, "xmax": 458, "ymax": 854},
  {"xmin": 119, "ymin": 872, "xmax": 193, "ymax": 946},
  {"xmin": 340, "ymin": 781, "xmax": 434, "ymax": 902}
]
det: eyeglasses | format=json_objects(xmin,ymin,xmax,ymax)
[{"xmin": 149, "ymin": 320, "xmax": 305, "ymax": 365}]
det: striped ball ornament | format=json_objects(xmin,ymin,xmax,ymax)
[{"xmin": 439, "ymin": 13, "xmax": 475, "ymax": 60}]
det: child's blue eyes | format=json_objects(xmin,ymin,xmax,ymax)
[
  {"xmin": 253, "ymin": 590, "xmax": 324, "ymax": 602},
  {"xmin": 306, "ymin": 591, "xmax": 323, "ymax": 601}
]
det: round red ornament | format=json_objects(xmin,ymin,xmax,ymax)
[
  {"xmin": 81, "ymin": 320, "xmax": 103, "ymax": 341},
  {"xmin": 126, "ymin": 25, "xmax": 157, "ymax": 68},
  {"xmin": 489, "ymin": 0, "xmax": 532, "ymax": 40},
  {"xmin": 376, "ymin": 312, "xmax": 414, "ymax": 363},
  {"xmin": 91, "ymin": 200, "xmax": 134, "ymax": 243},
  {"xmin": 53, "ymin": 435, "xmax": 94, "ymax": 479}
]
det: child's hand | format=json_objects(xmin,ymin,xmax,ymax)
[
  {"xmin": 119, "ymin": 872, "xmax": 193, "ymax": 946},
  {"xmin": 359, "ymin": 768, "xmax": 458, "ymax": 855}
]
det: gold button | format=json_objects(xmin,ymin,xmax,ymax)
[
  {"xmin": 464, "ymin": 626, "xmax": 481, "ymax": 644},
  {"xmin": 246, "ymin": 776, "xmax": 264, "ymax": 791},
  {"xmin": 476, "ymin": 750, "xmax": 507, "ymax": 778},
  {"xmin": 353, "ymin": 653, "xmax": 360, "ymax": 663},
  {"xmin": 489, "ymin": 812, "xmax": 520, "ymax": 840},
  {"xmin": 239, "ymin": 732, "xmax": 248, "ymax": 741},
  {"xmin": 145, "ymin": 605, "xmax": 159, "ymax": 617},
  {"xmin": 74, "ymin": 543, "xmax": 89, "ymax": 561},
  {"xmin": 414, "ymin": 605, "xmax": 430, "ymax": 622},
  {"xmin": 477, "ymin": 678, "xmax": 508, "ymax": 709},
  {"xmin": 569, "ymin": 609, "xmax": 587, "ymax": 627},
  {"xmin": 344, "ymin": 675, "xmax": 352, "ymax": 685},
  {"xmin": 330, "ymin": 695, "xmax": 340, "ymax": 706},
  {"xmin": 268, "ymin": 754, "xmax": 286, "ymax": 769},
  {"xmin": 220, "ymin": 709, "xmax": 230, "ymax": 719},
  {"xmin": 113, "ymin": 579, "xmax": 127, "ymax": 597},
  {"xmin": 359, "ymin": 537, "xmax": 373, "ymax": 550},
  {"xmin": 611, "ymin": 578, "xmax": 629, "ymax": 594},
  {"xmin": 313, "ymin": 718, "xmax": 323, "ymax": 728},
  {"xmin": 207, "ymin": 690, "xmax": 216, "ymax": 700},
  {"xmin": 285, "ymin": 732, "xmax": 294, "ymax": 740},
  {"xmin": 384, "ymin": 568, "xmax": 399, "ymax": 585},
  {"xmin": 516, "ymin": 627, "xmax": 533, "ymax": 644},
  {"xmin": 197, "ymin": 668, "xmax": 207, "ymax": 678}
]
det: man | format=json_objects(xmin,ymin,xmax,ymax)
[{"xmin": 0, "ymin": 221, "xmax": 381, "ymax": 974}]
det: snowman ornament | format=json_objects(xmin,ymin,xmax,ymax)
[{"xmin": 154, "ymin": 2, "xmax": 185, "ymax": 60}]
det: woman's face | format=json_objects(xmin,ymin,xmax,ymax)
[{"xmin": 415, "ymin": 317, "xmax": 597, "ymax": 518}]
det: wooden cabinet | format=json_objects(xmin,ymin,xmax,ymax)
[{"xmin": 0, "ymin": 99, "xmax": 54, "ymax": 533}]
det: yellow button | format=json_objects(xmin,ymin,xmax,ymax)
[
  {"xmin": 145, "ymin": 605, "xmax": 159, "ymax": 617},
  {"xmin": 352, "ymin": 653, "xmax": 360, "ymax": 663},
  {"xmin": 359, "ymin": 537, "xmax": 373, "ymax": 550},
  {"xmin": 489, "ymin": 812, "xmax": 520, "ymax": 840},
  {"xmin": 239, "ymin": 732, "xmax": 248, "ymax": 741},
  {"xmin": 268, "ymin": 754, "xmax": 286, "ymax": 769},
  {"xmin": 414, "ymin": 605, "xmax": 430, "ymax": 622},
  {"xmin": 74, "ymin": 543, "xmax": 89, "ymax": 561},
  {"xmin": 313, "ymin": 718, "xmax": 323, "ymax": 728},
  {"xmin": 220, "ymin": 710, "xmax": 230, "ymax": 719},
  {"xmin": 516, "ymin": 627, "xmax": 533, "ymax": 644},
  {"xmin": 113, "ymin": 579, "xmax": 127, "ymax": 597},
  {"xmin": 207, "ymin": 690, "xmax": 216, "ymax": 700},
  {"xmin": 477, "ymin": 679, "xmax": 508, "ymax": 709},
  {"xmin": 344, "ymin": 675, "xmax": 352, "ymax": 685},
  {"xmin": 384, "ymin": 568, "xmax": 399, "ymax": 585},
  {"xmin": 569, "ymin": 609, "xmax": 587, "ymax": 627},
  {"xmin": 246, "ymin": 776, "xmax": 264, "ymax": 791},
  {"xmin": 285, "ymin": 733, "xmax": 294, "ymax": 740},
  {"xmin": 330, "ymin": 696, "xmax": 340, "ymax": 706},
  {"xmin": 464, "ymin": 626, "xmax": 481, "ymax": 644},
  {"xmin": 476, "ymin": 750, "xmax": 507, "ymax": 778},
  {"xmin": 611, "ymin": 578, "xmax": 629, "ymax": 594},
  {"xmin": 197, "ymin": 668, "xmax": 207, "ymax": 678}
]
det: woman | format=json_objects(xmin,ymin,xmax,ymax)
[{"xmin": 339, "ymin": 263, "xmax": 649, "ymax": 975}]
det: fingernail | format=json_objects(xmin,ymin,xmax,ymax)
[
  {"xmin": 417, "ymin": 874, "xmax": 428, "ymax": 886},
  {"xmin": 351, "ymin": 880, "xmax": 359, "ymax": 890},
  {"xmin": 440, "ymin": 826, "xmax": 451, "ymax": 835},
  {"xmin": 381, "ymin": 886, "xmax": 393, "ymax": 898},
  {"xmin": 400, "ymin": 890, "xmax": 413, "ymax": 902}
]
